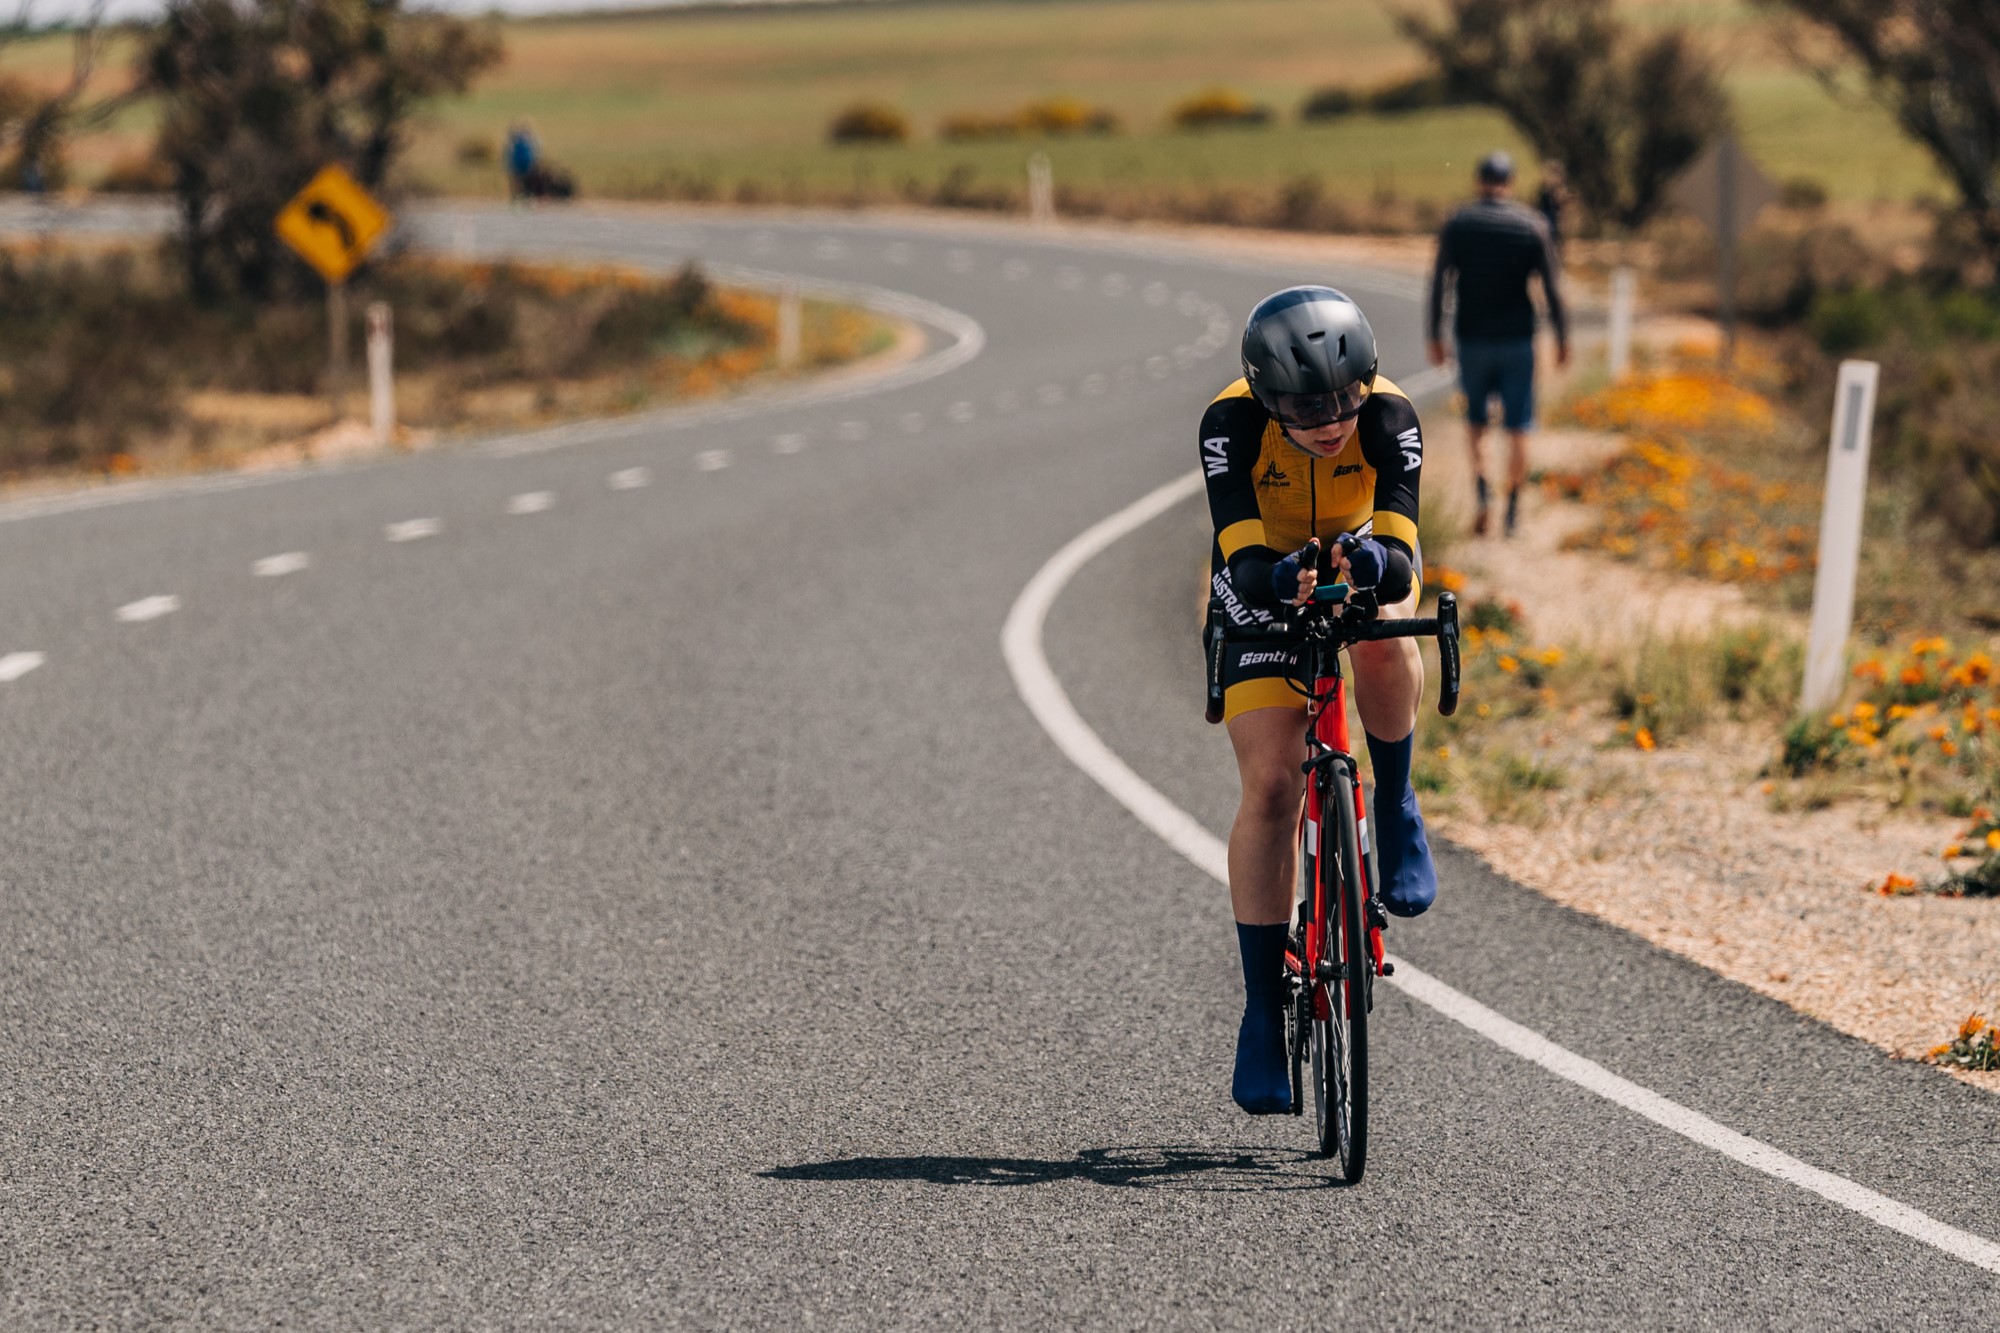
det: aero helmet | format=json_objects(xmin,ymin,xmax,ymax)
[{"xmin": 1239, "ymin": 286, "xmax": 1379, "ymax": 431}]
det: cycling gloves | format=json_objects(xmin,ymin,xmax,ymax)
[{"xmin": 1269, "ymin": 538, "xmax": 1321, "ymax": 605}]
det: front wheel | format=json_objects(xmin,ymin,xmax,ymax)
[{"xmin": 1312, "ymin": 764, "xmax": 1370, "ymax": 1181}]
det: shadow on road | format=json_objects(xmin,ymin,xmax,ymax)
[{"xmin": 759, "ymin": 1144, "xmax": 1345, "ymax": 1191}]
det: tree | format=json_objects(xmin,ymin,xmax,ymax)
[
  {"xmin": 1396, "ymin": 0, "xmax": 1730, "ymax": 232},
  {"xmin": 141, "ymin": 0, "xmax": 500, "ymax": 302},
  {"xmin": 1766, "ymin": 0, "xmax": 2000, "ymax": 267},
  {"xmin": 0, "ymin": 1, "xmax": 126, "ymax": 190}
]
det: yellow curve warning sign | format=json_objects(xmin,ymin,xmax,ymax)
[{"xmin": 275, "ymin": 165, "xmax": 391, "ymax": 284}]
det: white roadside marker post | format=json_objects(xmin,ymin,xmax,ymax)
[
  {"xmin": 1609, "ymin": 266, "xmax": 1636, "ymax": 382},
  {"xmin": 777, "ymin": 283, "xmax": 802, "ymax": 369},
  {"xmin": 1801, "ymin": 359, "xmax": 1881, "ymax": 714},
  {"xmin": 1027, "ymin": 151, "xmax": 1055, "ymax": 226},
  {"xmin": 367, "ymin": 301, "xmax": 395, "ymax": 447}
]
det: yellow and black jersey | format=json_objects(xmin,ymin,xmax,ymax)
[{"xmin": 1200, "ymin": 374, "xmax": 1422, "ymax": 609}]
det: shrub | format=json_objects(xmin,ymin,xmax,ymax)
[
  {"xmin": 1808, "ymin": 287, "xmax": 1888, "ymax": 355},
  {"xmin": 1170, "ymin": 88, "xmax": 1271, "ymax": 130},
  {"xmin": 1778, "ymin": 176, "xmax": 1828, "ymax": 211},
  {"xmin": 1299, "ymin": 86, "xmax": 1360, "ymax": 121},
  {"xmin": 827, "ymin": 101, "xmax": 909, "ymax": 144},
  {"xmin": 1019, "ymin": 97, "xmax": 1118, "ymax": 135},
  {"xmin": 1367, "ymin": 73, "xmax": 1464, "ymax": 115}
]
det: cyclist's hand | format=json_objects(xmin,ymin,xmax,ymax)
[
  {"xmin": 1335, "ymin": 534, "xmax": 1388, "ymax": 589},
  {"xmin": 1556, "ymin": 340, "xmax": 1571, "ymax": 370},
  {"xmin": 1427, "ymin": 338, "xmax": 1447, "ymax": 368},
  {"xmin": 1272, "ymin": 538, "xmax": 1321, "ymax": 607}
]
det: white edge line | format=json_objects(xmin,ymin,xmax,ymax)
[
  {"xmin": 1000, "ymin": 466, "xmax": 2000, "ymax": 1278},
  {"xmin": 482, "ymin": 268, "xmax": 986, "ymax": 459},
  {"xmin": 0, "ymin": 650, "xmax": 45, "ymax": 682}
]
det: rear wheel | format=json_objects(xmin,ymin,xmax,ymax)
[{"xmin": 1311, "ymin": 765, "xmax": 1369, "ymax": 1181}]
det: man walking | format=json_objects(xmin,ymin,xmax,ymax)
[{"xmin": 1427, "ymin": 151, "xmax": 1568, "ymax": 538}]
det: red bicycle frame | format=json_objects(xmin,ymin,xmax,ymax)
[{"xmin": 1284, "ymin": 663, "xmax": 1381, "ymax": 1020}]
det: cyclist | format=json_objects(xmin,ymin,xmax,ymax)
[{"xmin": 1201, "ymin": 286, "xmax": 1436, "ymax": 1115}]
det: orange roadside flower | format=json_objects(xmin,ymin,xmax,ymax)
[
  {"xmin": 1877, "ymin": 872, "xmax": 1917, "ymax": 896},
  {"xmin": 1635, "ymin": 727, "xmax": 1656, "ymax": 752}
]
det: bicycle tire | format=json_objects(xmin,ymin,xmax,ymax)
[{"xmin": 1312, "ymin": 763, "xmax": 1370, "ymax": 1181}]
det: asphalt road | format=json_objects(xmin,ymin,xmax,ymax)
[{"xmin": 1, "ymin": 202, "xmax": 1995, "ymax": 1329}]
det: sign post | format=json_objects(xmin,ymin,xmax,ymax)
[
  {"xmin": 1801, "ymin": 359, "xmax": 1881, "ymax": 714},
  {"xmin": 274, "ymin": 165, "xmax": 392, "ymax": 421},
  {"xmin": 367, "ymin": 301, "xmax": 395, "ymax": 447},
  {"xmin": 1608, "ymin": 266, "xmax": 1636, "ymax": 381},
  {"xmin": 1669, "ymin": 133, "xmax": 1776, "ymax": 368},
  {"xmin": 1027, "ymin": 152, "xmax": 1055, "ymax": 226}
]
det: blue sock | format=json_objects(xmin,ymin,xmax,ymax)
[
  {"xmin": 1366, "ymin": 730, "xmax": 1437, "ymax": 918},
  {"xmin": 1232, "ymin": 921, "xmax": 1290, "ymax": 1114}
]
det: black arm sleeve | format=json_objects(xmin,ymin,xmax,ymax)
[
  {"xmin": 1427, "ymin": 221, "xmax": 1454, "ymax": 343},
  {"xmin": 1356, "ymin": 390, "xmax": 1423, "ymax": 568},
  {"xmin": 1535, "ymin": 220, "xmax": 1567, "ymax": 346},
  {"xmin": 1201, "ymin": 394, "xmax": 1284, "ymax": 610}
]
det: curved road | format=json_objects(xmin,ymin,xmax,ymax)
[{"xmin": 1, "ymin": 203, "xmax": 1995, "ymax": 1327}]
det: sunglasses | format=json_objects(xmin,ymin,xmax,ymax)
[{"xmin": 1272, "ymin": 383, "xmax": 1369, "ymax": 431}]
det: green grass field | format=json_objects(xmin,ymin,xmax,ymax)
[{"xmin": 12, "ymin": 0, "xmax": 1949, "ymax": 214}]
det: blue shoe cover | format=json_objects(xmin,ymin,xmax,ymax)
[
  {"xmin": 1232, "ymin": 922, "xmax": 1291, "ymax": 1113},
  {"xmin": 1367, "ymin": 732, "xmax": 1438, "ymax": 918},
  {"xmin": 1232, "ymin": 999, "xmax": 1290, "ymax": 1114}
]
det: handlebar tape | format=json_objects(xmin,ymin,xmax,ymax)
[{"xmin": 1436, "ymin": 591, "xmax": 1462, "ymax": 717}]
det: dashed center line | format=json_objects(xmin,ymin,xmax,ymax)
[
  {"xmin": 252, "ymin": 552, "xmax": 311, "ymax": 577},
  {"xmin": 115, "ymin": 595, "xmax": 180, "ymax": 623},
  {"xmin": 1002, "ymin": 259, "xmax": 1029, "ymax": 281},
  {"xmin": 901, "ymin": 411, "xmax": 926, "ymax": 433},
  {"xmin": 608, "ymin": 467, "xmax": 652, "ymax": 490},
  {"xmin": 836, "ymin": 420, "xmax": 870, "ymax": 442},
  {"xmin": 0, "ymin": 651, "xmax": 45, "ymax": 682},
  {"xmin": 507, "ymin": 491, "xmax": 555, "ymax": 515},
  {"xmin": 695, "ymin": 449, "xmax": 732, "ymax": 471},
  {"xmin": 386, "ymin": 518, "xmax": 441, "ymax": 542},
  {"xmin": 771, "ymin": 432, "xmax": 807, "ymax": 454},
  {"xmin": 946, "ymin": 401, "xmax": 976, "ymax": 424}
]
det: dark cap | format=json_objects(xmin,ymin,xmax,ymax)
[{"xmin": 1477, "ymin": 150, "xmax": 1514, "ymax": 184}]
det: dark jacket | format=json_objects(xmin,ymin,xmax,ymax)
[{"xmin": 1428, "ymin": 198, "xmax": 1566, "ymax": 346}]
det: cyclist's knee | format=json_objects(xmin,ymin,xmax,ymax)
[
  {"xmin": 1238, "ymin": 761, "xmax": 1302, "ymax": 824},
  {"xmin": 1232, "ymin": 738, "xmax": 1303, "ymax": 824},
  {"xmin": 1350, "ymin": 632, "xmax": 1420, "ymax": 677}
]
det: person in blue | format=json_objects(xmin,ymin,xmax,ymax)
[
  {"xmin": 504, "ymin": 120, "xmax": 539, "ymax": 203},
  {"xmin": 1427, "ymin": 151, "xmax": 1569, "ymax": 538}
]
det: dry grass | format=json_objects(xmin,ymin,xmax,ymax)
[{"xmin": 0, "ymin": 241, "xmax": 894, "ymax": 479}]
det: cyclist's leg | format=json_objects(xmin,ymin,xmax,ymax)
[
  {"xmin": 1459, "ymin": 340, "xmax": 1498, "ymax": 534},
  {"xmin": 1223, "ymin": 699, "xmax": 1308, "ymax": 1114},
  {"xmin": 1348, "ymin": 585, "xmax": 1437, "ymax": 917},
  {"xmin": 1499, "ymin": 338, "xmax": 1536, "ymax": 535}
]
